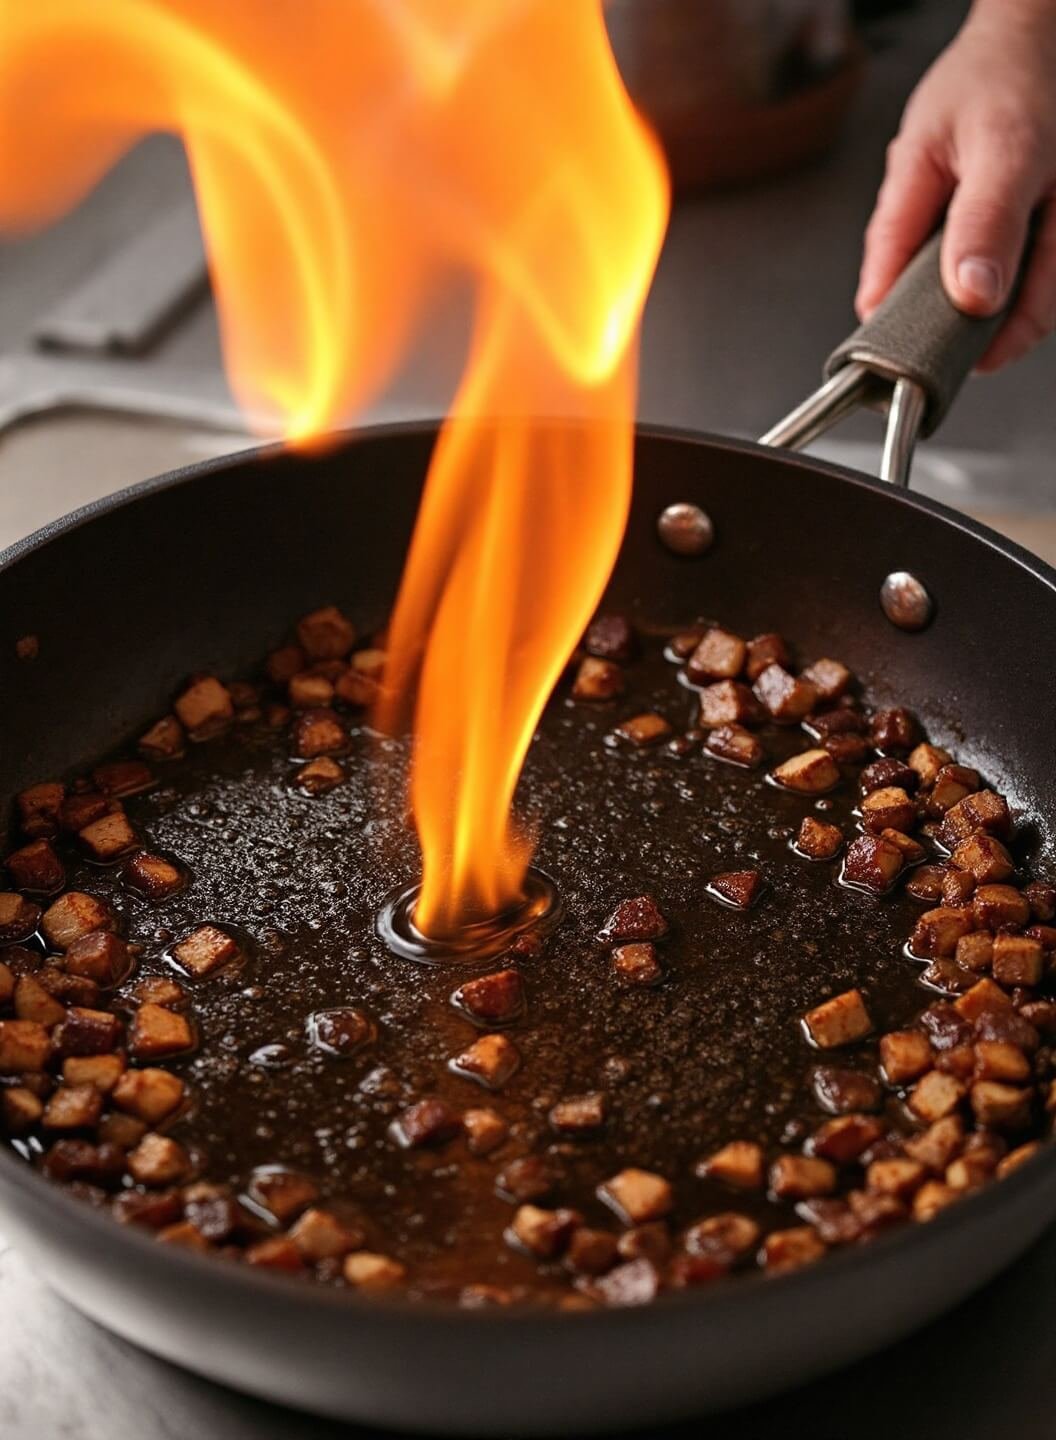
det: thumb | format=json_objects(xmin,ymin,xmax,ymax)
[{"xmin": 941, "ymin": 148, "xmax": 1036, "ymax": 316}]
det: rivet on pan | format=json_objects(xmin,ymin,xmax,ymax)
[
  {"xmin": 880, "ymin": 572, "xmax": 934, "ymax": 632},
  {"xmin": 657, "ymin": 503, "xmax": 714, "ymax": 557}
]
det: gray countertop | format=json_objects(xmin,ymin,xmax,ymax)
[{"xmin": 2, "ymin": 2, "xmax": 1056, "ymax": 1437}]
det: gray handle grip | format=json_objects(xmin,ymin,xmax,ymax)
[{"xmin": 824, "ymin": 230, "xmax": 1010, "ymax": 437}]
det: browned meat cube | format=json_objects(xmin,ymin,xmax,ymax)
[
  {"xmin": 940, "ymin": 869, "xmax": 975, "ymax": 908},
  {"xmin": 1021, "ymin": 882, "xmax": 1055, "ymax": 922},
  {"xmin": 584, "ymin": 614, "xmax": 635, "ymax": 662},
  {"xmin": 129, "ymin": 1002, "xmax": 193, "ymax": 1060},
  {"xmin": 705, "ymin": 723, "xmax": 764, "ymax": 769},
  {"xmin": 6, "ymin": 839, "xmax": 64, "ymax": 895},
  {"xmin": 812, "ymin": 1066, "xmax": 883, "ymax": 1114},
  {"xmin": 584, "ymin": 1257, "xmax": 661, "ymax": 1306},
  {"xmin": 880, "ymin": 1029, "xmax": 933, "ymax": 1084},
  {"xmin": 810, "ymin": 1114, "xmax": 885, "ymax": 1164},
  {"xmin": 58, "ymin": 791, "xmax": 110, "ymax": 834},
  {"xmin": 906, "ymin": 865, "xmax": 949, "ymax": 902},
  {"xmin": 507, "ymin": 1204, "xmax": 582, "ymax": 1258},
  {"xmin": 842, "ymin": 835, "xmax": 904, "ymax": 894},
  {"xmin": 922, "ymin": 956, "xmax": 977, "ymax": 995},
  {"xmin": 707, "ymin": 870, "xmax": 763, "ymax": 910},
  {"xmin": 1027, "ymin": 924, "xmax": 1056, "ymax": 950},
  {"xmin": 131, "ymin": 975, "xmax": 187, "ymax": 1007},
  {"xmin": 769, "ymin": 1155, "xmax": 837, "ymax": 1199},
  {"xmin": 612, "ymin": 942, "xmax": 662, "ymax": 986},
  {"xmin": 0, "ymin": 892, "xmax": 41, "ymax": 944},
  {"xmin": 93, "ymin": 760, "xmax": 155, "ymax": 798},
  {"xmin": 78, "ymin": 811, "xmax": 138, "ymax": 862},
  {"xmin": 495, "ymin": 1155, "xmax": 559, "ymax": 1203},
  {"xmin": 908, "ymin": 743, "xmax": 952, "ymax": 788},
  {"xmin": 247, "ymin": 1166, "xmax": 320, "ymax": 1222},
  {"xmin": 991, "ymin": 933, "xmax": 1043, "ymax": 987},
  {"xmin": 686, "ymin": 628, "xmax": 747, "ymax": 683},
  {"xmin": 974, "ymin": 1040, "xmax": 1030, "ymax": 1083},
  {"xmin": 684, "ymin": 1212, "xmax": 760, "ymax": 1262},
  {"xmin": 599, "ymin": 895, "xmax": 668, "ymax": 942},
  {"xmin": 942, "ymin": 790, "xmax": 1011, "ymax": 846},
  {"xmin": 925, "ymin": 764, "xmax": 981, "ymax": 818},
  {"xmin": 823, "ymin": 733, "xmax": 872, "ymax": 764},
  {"xmin": 911, "ymin": 907, "xmax": 974, "ymax": 959},
  {"xmin": 866, "ymin": 1158, "xmax": 926, "ymax": 1198},
  {"xmin": 572, "ymin": 657, "xmax": 623, "ymax": 701},
  {"xmin": 334, "ymin": 669, "xmax": 377, "ymax": 707},
  {"xmin": 451, "ymin": 969, "xmax": 524, "ymax": 1024},
  {"xmin": 462, "ymin": 1106, "xmax": 507, "ymax": 1155},
  {"xmin": 698, "ymin": 680, "xmax": 761, "ymax": 728},
  {"xmin": 970, "ymin": 1081, "xmax": 1032, "ymax": 1129},
  {"xmin": 291, "ymin": 707, "xmax": 348, "ymax": 758},
  {"xmin": 909, "ymin": 1070, "xmax": 967, "ymax": 1122},
  {"xmin": 881, "ymin": 829, "xmax": 927, "ymax": 866},
  {"xmin": 996, "ymin": 1142, "xmax": 1041, "ymax": 1179},
  {"xmin": 97, "ymin": 1112, "xmax": 147, "ymax": 1149},
  {"xmin": 288, "ymin": 671, "xmax": 335, "ymax": 709},
  {"xmin": 138, "ymin": 716, "xmax": 185, "ymax": 761},
  {"xmin": 288, "ymin": 756, "xmax": 343, "ymax": 796},
  {"xmin": 1020, "ymin": 1000, "xmax": 1056, "ymax": 1033},
  {"xmin": 54, "ymin": 1006, "xmax": 123, "ymax": 1057},
  {"xmin": 598, "ymin": 1167, "xmax": 673, "ymax": 1224},
  {"xmin": 297, "ymin": 605, "xmax": 356, "ymax": 660},
  {"xmin": 860, "ymin": 786, "xmax": 916, "ymax": 835},
  {"xmin": 123, "ymin": 852, "xmax": 187, "ymax": 901},
  {"xmin": 14, "ymin": 972, "xmax": 65, "ymax": 1027},
  {"xmin": 36, "ymin": 966, "xmax": 99, "ymax": 1009},
  {"xmin": 761, "ymin": 1227, "xmax": 825, "ymax": 1272},
  {"xmin": 266, "ymin": 644, "xmax": 306, "ymax": 683},
  {"xmin": 861, "ymin": 758, "xmax": 918, "ymax": 794},
  {"xmin": 2, "ymin": 1085, "xmax": 44, "ymax": 1133},
  {"xmin": 772, "ymin": 749, "xmax": 839, "ymax": 795},
  {"xmin": 745, "ymin": 633, "xmax": 790, "ymax": 682},
  {"xmin": 174, "ymin": 676, "xmax": 234, "ymax": 739},
  {"xmin": 950, "ymin": 834, "xmax": 1014, "ymax": 884},
  {"xmin": 63, "ymin": 1054, "xmax": 125, "ymax": 1093},
  {"xmin": 113, "ymin": 1067, "xmax": 185, "ymax": 1123},
  {"xmin": 155, "ymin": 1221, "xmax": 210, "ymax": 1251},
  {"xmin": 0, "ymin": 960, "xmax": 12, "ymax": 1005},
  {"xmin": 617, "ymin": 1223, "xmax": 671, "ymax": 1265},
  {"xmin": 564, "ymin": 1227, "xmax": 619, "ymax": 1277},
  {"xmin": 450, "ymin": 1033, "xmax": 521, "ymax": 1089},
  {"xmin": 63, "ymin": 932, "xmax": 128, "ymax": 987},
  {"xmin": 913, "ymin": 1180, "xmax": 957, "ymax": 1221},
  {"xmin": 868, "ymin": 707, "xmax": 920, "ymax": 753},
  {"xmin": 343, "ymin": 1252, "xmax": 406, "ymax": 1291},
  {"xmin": 391, "ymin": 1097, "xmax": 461, "ymax": 1148},
  {"xmin": 801, "ymin": 658, "xmax": 853, "ymax": 702},
  {"xmin": 696, "ymin": 1139, "xmax": 764, "ymax": 1190},
  {"xmin": 935, "ymin": 1041, "xmax": 976, "ymax": 1077},
  {"xmin": 245, "ymin": 1237, "xmax": 305, "ymax": 1272},
  {"xmin": 41, "ymin": 892, "xmax": 115, "ymax": 950},
  {"xmin": 796, "ymin": 817, "xmax": 843, "ymax": 860},
  {"xmin": 42, "ymin": 1083, "xmax": 103, "ymax": 1131},
  {"xmin": 549, "ymin": 1092, "xmax": 606, "ymax": 1135},
  {"xmin": 308, "ymin": 1007, "xmax": 375, "ymax": 1056},
  {"xmin": 128, "ymin": 1132, "xmax": 191, "ymax": 1187},
  {"xmin": 42, "ymin": 1139, "xmax": 124, "ymax": 1187},
  {"xmin": 955, "ymin": 977, "xmax": 1013, "ymax": 1023},
  {"xmin": 171, "ymin": 924, "xmax": 241, "ymax": 980},
  {"xmin": 973, "ymin": 883, "xmax": 1030, "ymax": 932},
  {"xmin": 613, "ymin": 713, "xmax": 672, "ymax": 747},
  {"xmin": 753, "ymin": 664, "xmax": 818, "ymax": 723},
  {"xmin": 289, "ymin": 1207, "xmax": 364, "ymax": 1261},
  {"xmin": 954, "ymin": 933, "xmax": 993, "ymax": 979},
  {"xmin": 803, "ymin": 989, "xmax": 873, "ymax": 1049},
  {"xmin": 0, "ymin": 1019, "xmax": 50, "ymax": 1073},
  {"xmin": 810, "ymin": 708, "xmax": 867, "ymax": 739},
  {"xmin": 904, "ymin": 1115, "xmax": 965, "ymax": 1171},
  {"xmin": 17, "ymin": 781, "xmax": 65, "ymax": 838},
  {"xmin": 667, "ymin": 627, "xmax": 706, "ymax": 660}
]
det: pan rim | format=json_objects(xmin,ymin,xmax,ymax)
[{"xmin": 2, "ymin": 417, "xmax": 1055, "ymax": 1332}]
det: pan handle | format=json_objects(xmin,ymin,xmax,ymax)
[{"xmin": 759, "ymin": 227, "xmax": 1020, "ymax": 487}]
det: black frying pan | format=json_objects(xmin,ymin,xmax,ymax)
[{"xmin": 1, "ymin": 236, "xmax": 1055, "ymax": 1434}]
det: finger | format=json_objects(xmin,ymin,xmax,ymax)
[
  {"xmin": 940, "ymin": 138, "xmax": 1040, "ymax": 316},
  {"xmin": 856, "ymin": 138, "xmax": 952, "ymax": 319},
  {"xmin": 976, "ymin": 196, "xmax": 1056, "ymax": 371}
]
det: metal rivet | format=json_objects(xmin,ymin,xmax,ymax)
[
  {"xmin": 657, "ymin": 502, "xmax": 714, "ymax": 557},
  {"xmin": 880, "ymin": 571, "xmax": 933, "ymax": 632}
]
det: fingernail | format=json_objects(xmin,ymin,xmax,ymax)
[{"xmin": 957, "ymin": 257, "xmax": 1003, "ymax": 307}]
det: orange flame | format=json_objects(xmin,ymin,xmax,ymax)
[{"xmin": 0, "ymin": 0, "xmax": 669, "ymax": 936}]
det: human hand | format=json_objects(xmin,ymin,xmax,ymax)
[{"xmin": 856, "ymin": 0, "xmax": 1056, "ymax": 372}]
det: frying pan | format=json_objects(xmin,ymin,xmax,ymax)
[{"xmin": 1, "ymin": 233, "xmax": 1055, "ymax": 1434}]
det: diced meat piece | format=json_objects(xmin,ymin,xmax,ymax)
[
  {"xmin": 612, "ymin": 942, "xmax": 662, "ymax": 986},
  {"xmin": 42, "ymin": 1083, "xmax": 104, "ymax": 1131},
  {"xmin": 171, "ymin": 924, "xmax": 241, "ymax": 980},
  {"xmin": 0, "ymin": 1019, "xmax": 50, "ymax": 1073},
  {"xmin": 951, "ymin": 835, "xmax": 1014, "ymax": 884},
  {"xmin": 991, "ymin": 933, "xmax": 1043, "ymax": 987},
  {"xmin": 922, "ymin": 956, "xmax": 976, "ymax": 995},
  {"xmin": 266, "ymin": 644, "xmax": 306, "ymax": 683},
  {"xmin": 549, "ymin": 1093, "xmax": 606, "ymax": 1135},
  {"xmin": 42, "ymin": 1139, "xmax": 125, "ymax": 1187},
  {"xmin": 686, "ymin": 628, "xmax": 747, "ymax": 683},
  {"xmin": 745, "ymin": 633, "xmax": 790, "ymax": 682},
  {"xmin": 881, "ymin": 829, "xmax": 926, "ymax": 865},
  {"xmin": 860, "ymin": 786, "xmax": 916, "ymax": 835},
  {"xmin": 572, "ymin": 656, "xmax": 623, "ymax": 701},
  {"xmin": 769, "ymin": 1155, "xmax": 837, "ymax": 1199},
  {"xmin": 306, "ymin": 1006, "xmax": 376, "ymax": 1059},
  {"xmin": 761, "ymin": 1227, "xmax": 825, "ymax": 1273},
  {"xmin": 508, "ymin": 1204, "xmax": 582, "ymax": 1259},
  {"xmin": 970, "ymin": 1081, "xmax": 1032, "ymax": 1130},
  {"xmin": 564, "ymin": 1227, "xmax": 619, "ymax": 1277},
  {"xmin": 58, "ymin": 791, "xmax": 110, "ymax": 834},
  {"xmin": 293, "ymin": 757, "xmax": 346, "ymax": 794},
  {"xmin": 996, "ymin": 1142, "xmax": 1042, "ymax": 1179},
  {"xmin": 450, "ymin": 1033, "xmax": 521, "ymax": 1089},
  {"xmin": 41, "ymin": 893, "xmax": 116, "ymax": 953},
  {"xmin": 842, "ymin": 835, "xmax": 904, "ymax": 894},
  {"xmin": 954, "ymin": 932, "xmax": 993, "ymax": 973},
  {"xmin": 1023, "ymin": 882, "xmax": 1056, "ymax": 922},
  {"xmin": 127, "ymin": 1133, "xmax": 191, "ymax": 1187},
  {"xmin": 707, "ymin": 871, "xmax": 763, "ymax": 911},
  {"xmin": 705, "ymin": 723, "xmax": 764, "ymax": 769},
  {"xmin": 753, "ymin": 664, "xmax": 818, "ymax": 723},
  {"xmin": 868, "ymin": 707, "xmax": 920, "ymax": 753},
  {"xmin": 1027, "ymin": 924, "xmax": 1056, "ymax": 951},
  {"xmin": 451, "ymin": 969, "xmax": 524, "ymax": 1025},
  {"xmin": 913, "ymin": 1180, "xmax": 957, "ymax": 1221},
  {"xmin": 174, "ymin": 676, "xmax": 234, "ymax": 739},
  {"xmin": 138, "ymin": 716, "xmax": 185, "ymax": 761},
  {"xmin": 942, "ymin": 791, "xmax": 1012, "ymax": 846},
  {"xmin": 6, "ymin": 839, "xmax": 64, "ymax": 895},
  {"xmin": 155, "ymin": 1221, "xmax": 210, "ymax": 1251},
  {"xmin": 54, "ymin": 1006, "xmax": 123, "ymax": 1057},
  {"xmin": 911, "ymin": 907, "xmax": 974, "ymax": 959},
  {"xmin": 772, "ymin": 749, "xmax": 839, "ymax": 794},
  {"xmin": 925, "ymin": 765, "xmax": 981, "ymax": 818},
  {"xmin": 866, "ymin": 1158, "xmax": 926, "ymax": 1198},
  {"xmin": 36, "ymin": 966, "xmax": 98, "ymax": 1009},
  {"xmin": 245, "ymin": 1237, "xmax": 305, "ymax": 1273},
  {"xmin": 247, "ymin": 1167, "xmax": 319, "ymax": 1222},
  {"xmin": 291, "ymin": 707, "xmax": 347, "ymax": 758},
  {"xmin": 343, "ymin": 1252, "xmax": 406, "ymax": 1291},
  {"xmin": 98, "ymin": 1112, "xmax": 147, "ymax": 1149},
  {"xmin": 880, "ymin": 1030, "xmax": 933, "ymax": 1084},
  {"xmin": 810, "ymin": 1114, "xmax": 885, "ymax": 1164},
  {"xmin": 131, "ymin": 975, "xmax": 187, "ymax": 1007},
  {"xmin": 698, "ymin": 681, "xmax": 761, "ymax": 728},
  {"xmin": 973, "ymin": 884, "xmax": 1031, "ymax": 932},
  {"xmin": 940, "ymin": 869, "xmax": 975, "ymax": 907},
  {"xmin": 0, "ymin": 960, "xmax": 12, "ymax": 1005},
  {"xmin": 666, "ymin": 627, "xmax": 706, "ymax": 661},
  {"xmin": 861, "ymin": 758, "xmax": 918, "ymax": 795},
  {"xmin": 289, "ymin": 672, "xmax": 334, "ymax": 709},
  {"xmin": 823, "ymin": 733, "xmax": 872, "ymax": 765},
  {"xmin": 113, "ymin": 1067, "xmax": 185, "ymax": 1123},
  {"xmin": 803, "ymin": 989, "xmax": 873, "ymax": 1049},
  {"xmin": 795, "ymin": 817, "xmax": 843, "ymax": 860},
  {"xmin": 583, "ymin": 1257, "xmax": 661, "ymax": 1307},
  {"xmin": 462, "ymin": 1106, "xmax": 507, "ymax": 1155},
  {"xmin": 289, "ymin": 1207, "xmax": 364, "ymax": 1261},
  {"xmin": 904, "ymin": 1115, "xmax": 965, "ymax": 1172},
  {"xmin": 333, "ymin": 669, "xmax": 376, "ymax": 707},
  {"xmin": 974, "ymin": 1040, "xmax": 1030, "ymax": 1083},
  {"xmin": 17, "ymin": 781, "xmax": 65, "ymax": 838},
  {"xmin": 78, "ymin": 811, "xmax": 138, "ymax": 862},
  {"xmin": 63, "ymin": 1054, "xmax": 125, "ymax": 1093},
  {"xmin": 809, "ymin": 708, "xmax": 867, "ymax": 739},
  {"xmin": 617, "ymin": 1223, "xmax": 671, "ymax": 1264},
  {"xmin": 0, "ymin": 892, "xmax": 41, "ymax": 945},
  {"xmin": 908, "ymin": 744, "xmax": 953, "ymax": 788},
  {"xmin": 129, "ymin": 1003, "xmax": 193, "ymax": 1060},
  {"xmin": 613, "ymin": 713, "xmax": 672, "ymax": 747},
  {"xmin": 684, "ymin": 1212, "xmax": 760, "ymax": 1261},
  {"xmin": 801, "ymin": 658, "xmax": 853, "ymax": 703},
  {"xmin": 2, "ymin": 1085, "xmax": 44, "ymax": 1133},
  {"xmin": 935, "ymin": 1042, "xmax": 976, "ymax": 1077},
  {"xmin": 909, "ymin": 1070, "xmax": 967, "ymax": 1122},
  {"xmin": 920, "ymin": 1002, "xmax": 973, "ymax": 1051},
  {"xmin": 495, "ymin": 1155, "xmax": 559, "ymax": 1203},
  {"xmin": 296, "ymin": 605, "xmax": 356, "ymax": 660},
  {"xmin": 93, "ymin": 760, "xmax": 155, "ymax": 798},
  {"xmin": 696, "ymin": 1140, "xmax": 764, "ymax": 1190},
  {"xmin": 122, "ymin": 852, "xmax": 187, "ymax": 901},
  {"xmin": 598, "ymin": 1168, "xmax": 673, "ymax": 1224},
  {"xmin": 906, "ymin": 865, "xmax": 949, "ymax": 903},
  {"xmin": 391, "ymin": 1097, "xmax": 461, "ymax": 1149},
  {"xmin": 956, "ymin": 978, "xmax": 1014, "ymax": 1023},
  {"xmin": 1020, "ymin": 999, "xmax": 1056, "ymax": 1034},
  {"xmin": 599, "ymin": 895, "xmax": 668, "ymax": 942},
  {"xmin": 812, "ymin": 1068, "xmax": 883, "ymax": 1117}
]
